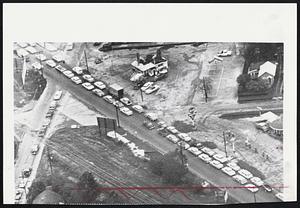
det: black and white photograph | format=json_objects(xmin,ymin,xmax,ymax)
[{"xmin": 3, "ymin": 3, "xmax": 297, "ymax": 206}]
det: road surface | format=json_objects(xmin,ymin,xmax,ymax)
[{"xmin": 41, "ymin": 61, "xmax": 281, "ymax": 203}]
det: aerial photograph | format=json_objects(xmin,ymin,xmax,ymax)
[{"xmin": 14, "ymin": 42, "xmax": 284, "ymax": 204}]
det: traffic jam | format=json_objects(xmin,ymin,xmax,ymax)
[{"xmin": 38, "ymin": 47, "xmax": 273, "ymax": 195}]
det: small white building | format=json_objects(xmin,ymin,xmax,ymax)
[{"xmin": 258, "ymin": 61, "xmax": 277, "ymax": 85}]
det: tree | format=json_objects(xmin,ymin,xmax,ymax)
[
  {"xmin": 76, "ymin": 171, "xmax": 98, "ymax": 203},
  {"xmin": 27, "ymin": 181, "xmax": 46, "ymax": 204},
  {"xmin": 245, "ymin": 79, "xmax": 269, "ymax": 92},
  {"xmin": 236, "ymin": 74, "xmax": 251, "ymax": 88}
]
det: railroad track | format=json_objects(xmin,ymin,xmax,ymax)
[{"xmin": 47, "ymin": 140, "xmax": 161, "ymax": 204}]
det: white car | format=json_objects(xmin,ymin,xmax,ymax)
[
  {"xmin": 94, "ymin": 81, "xmax": 106, "ymax": 90},
  {"xmin": 63, "ymin": 70, "xmax": 74, "ymax": 78},
  {"xmin": 32, "ymin": 62, "xmax": 43, "ymax": 70},
  {"xmin": 188, "ymin": 147, "xmax": 202, "ymax": 156},
  {"xmin": 217, "ymin": 49, "xmax": 232, "ymax": 57},
  {"xmin": 198, "ymin": 153, "xmax": 212, "ymax": 163},
  {"xmin": 71, "ymin": 76, "xmax": 82, "ymax": 84},
  {"xmin": 55, "ymin": 65, "xmax": 67, "ymax": 73},
  {"xmin": 120, "ymin": 97, "xmax": 132, "ymax": 106},
  {"xmin": 177, "ymin": 133, "xmax": 192, "ymax": 142},
  {"xmin": 120, "ymin": 107, "xmax": 133, "ymax": 116},
  {"xmin": 18, "ymin": 180, "xmax": 26, "ymax": 188},
  {"xmin": 227, "ymin": 162, "xmax": 241, "ymax": 171},
  {"xmin": 166, "ymin": 134, "xmax": 180, "ymax": 144},
  {"xmin": 177, "ymin": 141, "xmax": 190, "ymax": 150},
  {"xmin": 82, "ymin": 82, "xmax": 95, "ymax": 90},
  {"xmin": 17, "ymin": 42, "xmax": 28, "ymax": 48},
  {"xmin": 25, "ymin": 46, "xmax": 37, "ymax": 54},
  {"xmin": 92, "ymin": 88, "xmax": 105, "ymax": 97},
  {"xmin": 65, "ymin": 42, "xmax": 74, "ymax": 51},
  {"xmin": 45, "ymin": 60, "xmax": 56, "ymax": 68},
  {"xmin": 145, "ymin": 113, "xmax": 158, "ymax": 121},
  {"xmin": 209, "ymin": 160, "xmax": 224, "ymax": 169},
  {"xmin": 238, "ymin": 169, "xmax": 253, "ymax": 179},
  {"xmin": 166, "ymin": 126, "xmax": 179, "ymax": 134},
  {"xmin": 103, "ymin": 95, "xmax": 115, "ymax": 104},
  {"xmin": 72, "ymin": 66, "xmax": 83, "ymax": 75},
  {"xmin": 36, "ymin": 54, "xmax": 47, "ymax": 61},
  {"xmin": 132, "ymin": 105, "xmax": 144, "ymax": 113},
  {"xmin": 53, "ymin": 90, "xmax": 63, "ymax": 100},
  {"xmin": 52, "ymin": 54, "xmax": 65, "ymax": 62},
  {"xmin": 221, "ymin": 167, "xmax": 236, "ymax": 176},
  {"xmin": 275, "ymin": 193, "xmax": 284, "ymax": 201},
  {"xmin": 244, "ymin": 183, "xmax": 259, "ymax": 193},
  {"xmin": 201, "ymin": 147, "xmax": 215, "ymax": 156},
  {"xmin": 141, "ymin": 82, "xmax": 153, "ymax": 91},
  {"xmin": 82, "ymin": 74, "xmax": 95, "ymax": 82},
  {"xmin": 31, "ymin": 144, "xmax": 40, "ymax": 155},
  {"xmin": 250, "ymin": 177, "xmax": 264, "ymax": 187},
  {"xmin": 113, "ymin": 100, "xmax": 124, "ymax": 108},
  {"xmin": 16, "ymin": 48, "xmax": 29, "ymax": 57},
  {"xmin": 213, "ymin": 154, "xmax": 228, "ymax": 163},
  {"xmin": 145, "ymin": 84, "xmax": 160, "ymax": 94},
  {"xmin": 232, "ymin": 175, "xmax": 248, "ymax": 185},
  {"xmin": 157, "ymin": 121, "xmax": 167, "ymax": 129}
]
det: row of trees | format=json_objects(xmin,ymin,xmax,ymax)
[{"xmin": 236, "ymin": 74, "xmax": 270, "ymax": 93}]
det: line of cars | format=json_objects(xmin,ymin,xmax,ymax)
[{"xmin": 140, "ymin": 114, "xmax": 273, "ymax": 195}]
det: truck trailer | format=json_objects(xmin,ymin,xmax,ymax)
[{"xmin": 108, "ymin": 83, "xmax": 124, "ymax": 99}]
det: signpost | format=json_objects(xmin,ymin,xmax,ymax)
[{"xmin": 188, "ymin": 107, "xmax": 197, "ymax": 126}]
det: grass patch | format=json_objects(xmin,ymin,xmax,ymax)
[
  {"xmin": 172, "ymin": 121, "xmax": 196, "ymax": 133},
  {"xmin": 237, "ymin": 160, "xmax": 266, "ymax": 180},
  {"xmin": 201, "ymin": 141, "xmax": 218, "ymax": 149}
]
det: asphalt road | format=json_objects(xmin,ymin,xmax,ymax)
[{"xmin": 41, "ymin": 60, "xmax": 281, "ymax": 203}]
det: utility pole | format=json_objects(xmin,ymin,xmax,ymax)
[
  {"xmin": 179, "ymin": 144, "xmax": 184, "ymax": 166},
  {"xmin": 253, "ymin": 192, "xmax": 257, "ymax": 203},
  {"xmin": 84, "ymin": 49, "xmax": 89, "ymax": 73},
  {"xmin": 115, "ymin": 106, "xmax": 120, "ymax": 127},
  {"xmin": 203, "ymin": 77, "xmax": 208, "ymax": 103},
  {"xmin": 47, "ymin": 146, "xmax": 53, "ymax": 177},
  {"xmin": 223, "ymin": 131, "xmax": 228, "ymax": 158},
  {"xmin": 140, "ymin": 88, "xmax": 144, "ymax": 102}
]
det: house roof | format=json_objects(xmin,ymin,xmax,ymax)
[
  {"xmin": 269, "ymin": 114, "xmax": 283, "ymax": 130},
  {"xmin": 32, "ymin": 190, "xmax": 64, "ymax": 204},
  {"xmin": 109, "ymin": 83, "xmax": 123, "ymax": 91},
  {"xmin": 258, "ymin": 61, "xmax": 277, "ymax": 77},
  {"xmin": 251, "ymin": 111, "xmax": 279, "ymax": 123},
  {"xmin": 131, "ymin": 60, "xmax": 156, "ymax": 72}
]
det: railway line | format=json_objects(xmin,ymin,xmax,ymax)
[{"xmin": 46, "ymin": 137, "xmax": 163, "ymax": 204}]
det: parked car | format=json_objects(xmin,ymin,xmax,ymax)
[
  {"xmin": 53, "ymin": 90, "xmax": 63, "ymax": 100},
  {"xmin": 120, "ymin": 97, "xmax": 132, "ymax": 106},
  {"xmin": 145, "ymin": 84, "xmax": 160, "ymax": 94},
  {"xmin": 113, "ymin": 100, "xmax": 124, "ymax": 108},
  {"xmin": 103, "ymin": 95, "xmax": 115, "ymax": 104},
  {"xmin": 45, "ymin": 59, "xmax": 56, "ymax": 68},
  {"xmin": 209, "ymin": 160, "xmax": 224, "ymax": 169},
  {"xmin": 250, "ymin": 177, "xmax": 264, "ymax": 187},
  {"xmin": 82, "ymin": 74, "xmax": 95, "ymax": 82},
  {"xmin": 166, "ymin": 126, "xmax": 179, "ymax": 134},
  {"xmin": 213, "ymin": 154, "xmax": 228, "ymax": 163},
  {"xmin": 120, "ymin": 107, "xmax": 133, "ymax": 116},
  {"xmin": 177, "ymin": 133, "xmax": 192, "ymax": 142},
  {"xmin": 32, "ymin": 62, "xmax": 43, "ymax": 70},
  {"xmin": 36, "ymin": 54, "xmax": 47, "ymax": 61},
  {"xmin": 92, "ymin": 88, "xmax": 105, "ymax": 97},
  {"xmin": 244, "ymin": 183, "xmax": 259, "ymax": 193},
  {"xmin": 177, "ymin": 141, "xmax": 190, "ymax": 150},
  {"xmin": 141, "ymin": 82, "xmax": 153, "ymax": 91},
  {"xmin": 18, "ymin": 180, "xmax": 26, "ymax": 189},
  {"xmin": 201, "ymin": 147, "xmax": 215, "ymax": 156},
  {"xmin": 25, "ymin": 46, "xmax": 37, "ymax": 54},
  {"xmin": 157, "ymin": 128, "xmax": 169, "ymax": 137},
  {"xmin": 38, "ymin": 129, "xmax": 45, "ymax": 137},
  {"xmin": 157, "ymin": 121, "xmax": 167, "ymax": 129},
  {"xmin": 275, "ymin": 193, "xmax": 284, "ymax": 201},
  {"xmin": 238, "ymin": 169, "xmax": 253, "ymax": 179},
  {"xmin": 221, "ymin": 167, "xmax": 236, "ymax": 176},
  {"xmin": 198, "ymin": 153, "xmax": 212, "ymax": 163},
  {"xmin": 55, "ymin": 65, "xmax": 67, "ymax": 73},
  {"xmin": 232, "ymin": 175, "xmax": 248, "ymax": 185},
  {"xmin": 71, "ymin": 76, "xmax": 82, "ymax": 84},
  {"xmin": 217, "ymin": 49, "xmax": 232, "ymax": 57},
  {"xmin": 143, "ymin": 121, "xmax": 155, "ymax": 130},
  {"xmin": 145, "ymin": 113, "xmax": 158, "ymax": 121},
  {"xmin": 45, "ymin": 111, "xmax": 54, "ymax": 118},
  {"xmin": 166, "ymin": 134, "xmax": 180, "ymax": 144},
  {"xmin": 262, "ymin": 184, "xmax": 272, "ymax": 192},
  {"xmin": 94, "ymin": 81, "xmax": 106, "ymax": 90},
  {"xmin": 15, "ymin": 189, "xmax": 23, "ymax": 200},
  {"xmin": 82, "ymin": 82, "xmax": 94, "ymax": 90},
  {"xmin": 72, "ymin": 66, "xmax": 83, "ymax": 75},
  {"xmin": 226, "ymin": 162, "xmax": 241, "ymax": 171},
  {"xmin": 187, "ymin": 147, "xmax": 202, "ymax": 156},
  {"xmin": 31, "ymin": 144, "xmax": 40, "ymax": 155},
  {"xmin": 63, "ymin": 70, "xmax": 74, "ymax": 78},
  {"xmin": 132, "ymin": 105, "xmax": 144, "ymax": 113}
]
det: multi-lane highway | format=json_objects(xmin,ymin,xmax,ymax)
[{"xmin": 40, "ymin": 57, "xmax": 281, "ymax": 203}]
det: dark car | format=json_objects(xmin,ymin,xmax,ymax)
[
  {"xmin": 157, "ymin": 128, "xmax": 169, "ymax": 137},
  {"xmin": 143, "ymin": 121, "xmax": 155, "ymax": 130},
  {"xmin": 262, "ymin": 184, "xmax": 272, "ymax": 192},
  {"xmin": 46, "ymin": 111, "xmax": 54, "ymax": 118}
]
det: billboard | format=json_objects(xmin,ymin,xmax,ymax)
[{"xmin": 96, "ymin": 117, "xmax": 117, "ymax": 136}]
